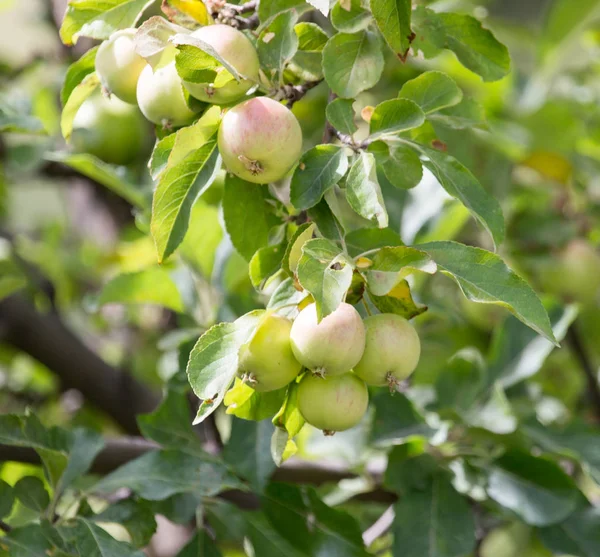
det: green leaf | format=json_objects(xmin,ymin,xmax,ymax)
[
  {"xmin": 61, "ymin": 46, "xmax": 98, "ymax": 106},
  {"xmin": 94, "ymin": 499, "xmax": 157, "ymax": 548},
  {"xmin": 371, "ymin": 0, "xmax": 413, "ymax": 59},
  {"xmin": 290, "ymin": 145, "xmax": 348, "ymax": 210},
  {"xmin": 97, "ymin": 268, "xmax": 184, "ymax": 312},
  {"xmin": 261, "ymin": 484, "xmax": 369, "ymax": 556},
  {"xmin": 223, "ymin": 419, "xmax": 275, "ymax": 491},
  {"xmin": 151, "ymin": 108, "xmax": 222, "ymax": 262},
  {"xmin": 259, "ymin": 0, "xmax": 308, "ymax": 25},
  {"xmin": 487, "ymin": 449, "xmax": 582, "ymax": 526},
  {"xmin": 370, "ymin": 391, "xmax": 433, "ymax": 446},
  {"xmin": 0, "ymin": 480, "xmax": 14, "ymax": 519},
  {"xmin": 246, "ymin": 513, "xmax": 306, "ymax": 557},
  {"xmin": 283, "ymin": 222, "xmax": 316, "ymax": 275},
  {"xmin": 187, "ymin": 311, "xmax": 263, "ymax": 423},
  {"xmin": 0, "ymin": 97, "xmax": 45, "ymax": 134},
  {"xmin": 412, "ymin": 7, "xmax": 510, "ymax": 82},
  {"xmin": 398, "ymin": 71, "xmax": 463, "ymax": 114},
  {"xmin": 46, "ymin": 152, "xmax": 146, "ymax": 208},
  {"xmin": 0, "ymin": 524, "xmax": 52, "ymax": 557},
  {"xmin": 258, "ymin": 10, "xmax": 300, "ymax": 83},
  {"xmin": 368, "ymin": 279, "xmax": 427, "ymax": 320},
  {"xmin": 418, "ymin": 242, "xmax": 557, "ymax": 344},
  {"xmin": 345, "ymin": 152, "xmax": 388, "ymax": 228},
  {"xmin": 369, "ymin": 99, "xmax": 425, "ymax": 138},
  {"xmin": 538, "ymin": 506, "xmax": 600, "ymax": 556},
  {"xmin": 362, "ymin": 246, "xmax": 436, "ymax": 296},
  {"xmin": 307, "ymin": 198, "xmax": 344, "ymax": 242},
  {"xmin": 331, "ymin": 0, "xmax": 372, "ymax": 33},
  {"xmin": 294, "ymin": 22, "xmax": 328, "ymax": 51},
  {"xmin": 224, "ymin": 379, "xmax": 287, "ymax": 421},
  {"xmin": 392, "ymin": 474, "xmax": 476, "ymax": 557},
  {"xmin": 272, "ymin": 381, "xmax": 305, "ymax": 464},
  {"xmin": 58, "ymin": 518, "xmax": 146, "ymax": 557},
  {"xmin": 323, "ymin": 31, "xmax": 384, "ymax": 98},
  {"xmin": 223, "ymin": 175, "xmax": 279, "ymax": 260},
  {"xmin": 60, "ymin": 72, "xmax": 100, "ymax": 141},
  {"xmin": 296, "ymin": 238, "xmax": 353, "ymax": 320},
  {"xmin": 60, "ymin": 0, "xmax": 152, "ymax": 45},
  {"xmin": 326, "ymin": 98, "xmax": 357, "ymax": 136},
  {"xmin": 429, "ymin": 97, "xmax": 486, "ymax": 129},
  {"xmin": 95, "ymin": 449, "xmax": 240, "ymax": 500},
  {"xmin": 57, "ymin": 428, "xmax": 104, "ymax": 497},
  {"xmin": 413, "ymin": 145, "xmax": 505, "ymax": 247},
  {"xmin": 486, "ymin": 304, "xmax": 577, "ymax": 389},
  {"xmin": 249, "ymin": 244, "xmax": 285, "ymax": 289},
  {"xmin": 134, "ymin": 17, "xmax": 188, "ymax": 69},
  {"xmin": 435, "ymin": 349, "xmax": 485, "ymax": 415},
  {"xmin": 344, "ymin": 227, "xmax": 403, "ymax": 257},
  {"xmin": 267, "ymin": 278, "xmax": 310, "ymax": 313},
  {"xmin": 175, "ymin": 532, "xmax": 223, "ymax": 557},
  {"xmin": 14, "ymin": 477, "xmax": 49, "ymax": 512},
  {"xmin": 369, "ymin": 142, "xmax": 423, "ymax": 190},
  {"xmin": 138, "ymin": 389, "xmax": 202, "ymax": 452}
]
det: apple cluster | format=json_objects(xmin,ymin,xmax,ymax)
[
  {"xmin": 73, "ymin": 23, "xmax": 303, "ymax": 184},
  {"xmin": 239, "ymin": 303, "xmax": 421, "ymax": 435}
]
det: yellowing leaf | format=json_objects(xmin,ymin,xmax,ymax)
[
  {"xmin": 521, "ymin": 151, "xmax": 572, "ymax": 184},
  {"xmin": 163, "ymin": 0, "xmax": 211, "ymax": 25}
]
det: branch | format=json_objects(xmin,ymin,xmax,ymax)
[
  {"xmin": 0, "ymin": 438, "xmax": 394, "ymax": 507},
  {"xmin": 567, "ymin": 324, "xmax": 600, "ymax": 423},
  {"xmin": 0, "ymin": 294, "xmax": 159, "ymax": 434},
  {"xmin": 362, "ymin": 505, "xmax": 394, "ymax": 547}
]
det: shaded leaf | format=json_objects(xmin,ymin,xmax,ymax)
[
  {"xmin": 368, "ymin": 280, "xmax": 428, "ymax": 320},
  {"xmin": 258, "ymin": 10, "xmax": 300, "ymax": 83},
  {"xmin": 331, "ymin": 0, "xmax": 372, "ymax": 33},
  {"xmin": 62, "ymin": 46, "xmax": 98, "ymax": 106},
  {"xmin": 345, "ymin": 152, "xmax": 388, "ymax": 228},
  {"xmin": 326, "ymin": 98, "xmax": 357, "ymax": 136},
  {"xmin": 371, "ymin": 0, "xmax": 412, "ymax": 58},
  {"xmin": 60, "ymin": 73, "xmax": 100, "ymax": 141},
  {"xmin": 345, "ymin": 227, "xmax": 403, "ymax": 258},
  {"xmin": 398, "ymin": 71, "xmax": 463, "ymax": 114}
]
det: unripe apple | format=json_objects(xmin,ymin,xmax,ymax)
[
  {"xmin": 71, "ymin": 93, "xmax": 146, "ymax": 165},
  {"xmin": 217, "ymin": 97, "xmax": 303, "ymax": 184},
  {"xmin": 95, "ymin": 29, "xmax": 146, "ymax": 104},
  {"xmin": 353, "ymin": 314, "xmax": 420, "ymax": 387},
  {"xmin": 182, "ymin": 24, "xmax": 259, "ymax": 105},
  {"xmin": 290, "ymin": 302, "xmax": 366, "ymax": 376},
  {"xmin": 238, "ymin": 314, "xmax": 302, "ymax": 392},
  {"xmin": 136, "ymin": 53, "xmax": 199, "ymax": 128},
  {"xmin": 297, "ymin": 372, "xmax": 368, "ymax": 433}
]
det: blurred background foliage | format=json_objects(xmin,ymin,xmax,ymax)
[{"xmin": 1, "ymin": 0, "xmax": 600, "ymax": 555}]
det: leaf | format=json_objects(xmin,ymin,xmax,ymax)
[
  {"xmin": 261, "ymin": 484, "xmax": 369, "ymax": 556},
  {"xmin": 97, "ymin": 268, "xmax": 185, "ymax": 312},
  {"xmin": 94, "ymin": 449, "xmax": 240, "ymax": 500},
  {"xmin": 435, "ymin": 349, "xmax": 485, "ymax": 415},
  {"xmin": 486, "ymin": 304, "xmax": 577, "ymax": 389},
  {"xmin": 344, "ymin": 227, "xmax": 403, "ymax": 257},
  {"xmin": 0, "ymin": 480, "xmax": 14, "ymax": 519},
  {"xmin": 57, "ymin": 428, "xmax": 104, "ymax": 497},
  {"xmin": 61, "ymin": 46, "xmax": 98, "ymax": 106},
  {"xmin": 369, "ymin": 99, "xmax": 425, "ymax": 138},
  {"xmin": 151, "ymin": 108, "xmax": 222, "ymax": 262},
  {"xmin": 258, "ymin": 10, "xmax": 300, "ymax": 83},
  {"xmin": 93, "ymin": 499, "xmax": 157, "ymax": 548},
  {"xmin": 538, "ymin": 506, "xmax": 600, "ymax": 556},
  {"xmin": 175, "ymin": 532, "xmax": 223, "ymax": 557},
  {"xmin": 418, "ymin": 242, "xmax": 557, "ymax": 344},
  {"xmin": 271, "ymin": 382, "xmax": 304, "ymax": 464},
  {"xmin": 60, "ymin": 73, "xmax": 99, "ymax": 141},
  {"xmin": 134, "ymin": 17, "xmax": 188, "ymax": 69},
  {"xmin": 368, "ymin": 280, "xmax": 428, "ymax": 320},
  {"xmin": 369, "ymin": 142, "xmax": 423, "ymax": 190},
  {"xmin": 413, "ymin": 145, "xmax": 505, "ymax": 248},
  {"xmin": 306, "ymin": 0, "xmax": 329, "ymax": 15},
  {"xmin": 362, "ymin": 246, "xmax": 436, "ymax": 296},
  {"xmin": 167, "ymin": 0, "xmax": 210, "ymax": 24},
  {"xmin": 398, "ymin": 71, "xmax": 463, "ymax": 114},
  {"xmin": 60, "ymin": 0, "xmax": 153, "ymax": 45},
  {"xmin": 46, "ymin": 152, "xmax": 146, "ymax": 208},
  {"xmin": 392, "ymin": 474, "xmax": 476, "ymax": 557},
  {"xmin": 267, "ymin": 278, "xmax": 310, "ymax": 313},
  {"xmin": 0, "ymin": 97, "xmax": 45, "ymax": 134},
  {"xmin": 371, "ymin": 0, "xmax": 413, "ymax": 59},
  {"xmin": 283, "ymin": 222, "xmax": 316, "ymax": 275},
  {"xmin": 14, "ymin": 476, "xmax": 49, "ymax": 512},
  {"xmin": 487, "ymin": 449, "xmax": 582, "ymax": 526},
  {"xmin": 259, "ymin": 0, "xmax": 307, "ymax": 24},
  {"xmin": 58, "ymin": 518, "xmax": 146, "ymax": 557},
  {"xmin": 138, "ymin": 389, "xmax": 202, "ymax": 452},
  {"xmin": 224, "ymin": 379, "xmax": 286, "ymax": 421},
  {"xmin": 295, "ymin": 22, "xmax": 329, "ymax": 51},
  {"xmin": 180, "ymin": 200, "xmax": 223, "ymax": 277},
  {"xmin": 345, "ymin": 152, "xmax": 388, "ymax": 228},
  {"xmin": 223, "ymin": 419, "xmax": 275, "ymax": 491},
  {"xmin": 296, "ymin": 238, "xmax": 353, "ymax": 320},
  {"xmin": 412, "ymin": 7, "xmax": 510, "ymax": 82},
  {"xmin": 322, "ymin": 31, "xmax": 384, "ymax": 98},
  {"xmin": 0, "ymin": 524, "xmax": 52, "ymax": 557},
  {"xmin": 331, "ymin": 0, "xmax": 372, "ymax": 33},
  {"xmin": 249, "ymin": 244, "xmax": 285, "ymax": 289},
  {"xmin": 429, "ymin": 97, "xmax": 486, "ymax": 129},
  {"xmin": 467, "ymin": 383, "xmax": 517, "ymax": 434},
  {"xmin": 370, "ymin": 391, "xmax": 433, "ymax": 446},
  {"xmin": 290, "ymin": 145, "xmax": 348, "ymax": 210},
  {"xmin": 187, "ymin": 311, "xmax": 263, "ymax": 423},
  {"xmin": 326, "ymin": 98, "xmax": 357, "ymax": 136},
  {"xmin": 222, "ymin": 175, "xmax": 279, "ymax": 260}
]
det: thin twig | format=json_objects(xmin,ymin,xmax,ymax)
[
  {"xmin": 0, "ymin": 519, "xmax": 11, "ymax": 533},
  {"xmin": 362, "ymin": 505, "xmax": 394, "ymax": 547},
  {"xmin": 567, "ymin": 324, "xmax": 600, "ymax": 422}
]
